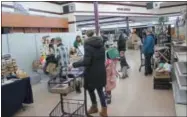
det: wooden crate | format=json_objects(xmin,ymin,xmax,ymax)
[{"xmin": 153, "ymin": 83, "xmax": 171, "ymax": 90}]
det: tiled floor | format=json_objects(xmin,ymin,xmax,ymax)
[{"xmin": 15, "ymin": 50, "xmax": 176, "ymax": 116}]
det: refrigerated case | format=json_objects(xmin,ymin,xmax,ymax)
[{"xmin": 171, "ymin": 10, "xmax": 187, "ymax": 116}]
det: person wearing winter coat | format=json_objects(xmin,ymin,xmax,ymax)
[
  {"xmin": 55, "ymin": 37, "xmax": 70, "ymax": 80},
  {"xmin": 143, "ymin": 28, "xmax": 155, "ymax": 76},
  {"xmin": 117, "ymin": 32, "xmax": 130, "ymax": 69},
  {"xmin": 105, "ymin": 45, "xmax": 118, "ymax": 104},
  {"xmin": 101, "ymin": 32, "xmax": 108, "ymax": 45},
  {"xmin": 72, "ymin": 30, "xmax": 107, "ymax": 117},
  {"xmin": 117, "ymin": 32, "xmax": 127, "ymax": 52}
]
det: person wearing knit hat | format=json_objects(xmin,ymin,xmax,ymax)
[
  {"xmin": 55, "ymin": 37, "xmax": 70, "ymax": 80},
  {"xmin": 86, "ymin": 30, "xmax": 95, "ymax": 37},
  {"xmin": 143, "ymin": 28, "xmax": 155, "ymax": 76},
  {"xmin": 70, "ymin": 29, "xmax": 108, "ymax": 116}
]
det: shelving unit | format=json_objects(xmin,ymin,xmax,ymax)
[{"xmin": 171, "ymin": 10, "xmax": 187, "ymax": 116}]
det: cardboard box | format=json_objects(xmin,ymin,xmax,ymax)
[
  {"xmin": 154, "ymin": 71, "xmax": 170, "ymax": 79},
  {"xmin": 50, "ymin": 84, "xmax": 69, "ymax": 94}
]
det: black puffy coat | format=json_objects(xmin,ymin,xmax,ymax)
[
  {"xmin": 117, "ymin": 33, "xmax": 127, "ymax": 52},
  {"xmin": 101, "ymin": 35, "xmax": 108, "ymax": 45},
  {"xmin": 73, "ymin": 36, "xmax": 106, "ymax": 89}
]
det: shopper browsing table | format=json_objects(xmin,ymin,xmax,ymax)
[
  {"xmin": 143, "ymin": 28, "xmax": 155, "ymax": 76},
  {"xmin": 73, "ymin": 35, "xmax": 83, "ymax": 49},
  {"xmin": 69, "ymin": 30, "xmax": 107, "ymax": 117}
]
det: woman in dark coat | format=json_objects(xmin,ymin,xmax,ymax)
[
  {"xmin": 117, "ymin": 32, "xmax": 130, "ymax": 69},
  {"xmin": 117, "ymin": 32, "xmax": 127, "ymax": 52},
  {"xmin": 72, "ymin": 30, "xmax": 107, "ymax": 117}
]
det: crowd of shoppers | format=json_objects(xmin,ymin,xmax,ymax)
[{"xmin": 43, "ymin": 27, "xmax": 156, "ymax": 117}]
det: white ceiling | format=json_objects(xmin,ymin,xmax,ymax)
[
  {"xmin": 76, "ymin": 15, "xmax": 159, "ymax": 28},
  {"xmin": 75, "ymin": 1, "xmax": 186, "ymax": 29},
  {"xmin": 110, "ymin": 1, "xmax": 187, "ymax": 7}
]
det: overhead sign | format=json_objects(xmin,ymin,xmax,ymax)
[
  {"xmin": 117, "ymin": 7, "xmax": 130, "ymax": 11},
  {"xmin": 13, "ymin": 2, "xmax": 29, "ymax": 14}
]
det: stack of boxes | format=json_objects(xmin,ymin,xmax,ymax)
[{"xmin": 153, "ymin": 71, "xmax": 171, "ymax": 89}]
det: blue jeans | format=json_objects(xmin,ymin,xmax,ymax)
[{"xmin": 87, "ymin": 86, "xmax": 107, "ymax": 107}]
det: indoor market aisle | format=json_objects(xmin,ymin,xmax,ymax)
[{"xmin": 15, "ymin": 50, "xmax": 175, "ymax": 116}]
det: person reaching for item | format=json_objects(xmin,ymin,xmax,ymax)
[{"xmin": 69, "ymin": 30, "xmax": 108, "ymax": 117}]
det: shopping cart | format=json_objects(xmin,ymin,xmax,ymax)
[
  {"xmin": 49, "ymin": 86, "xmax": 93, "ymax": 117},
  {"xmin": 49, "ymin": 94, "xmax": 85, "ymax": 117},
  {"xmin": 49, "ymin": 65, "xmax": 93, "ymax": 117}
]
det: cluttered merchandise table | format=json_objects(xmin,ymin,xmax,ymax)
[{"xmin": 1, "ymin": 77, "xmax": 34, "ymax": 117}]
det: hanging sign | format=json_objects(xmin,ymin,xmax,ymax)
[{"xmin": 117, "ymin": 7, "xmax": 130, "ymax": 11}]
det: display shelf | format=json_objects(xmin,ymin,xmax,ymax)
[
  {"xmin": 172, "ymin": 81, "xmax": 187, "ymax": 104},
  {"xmin": 172, "ymin": 41, "xmax": 187, "ymax": 47},
  {"xmin": 174, "ymin": 63, "xmax": 187, "ymax": 91},
  {"xmin": 175, "ymin": 52, "xmax": 187, "ymax": 62},
  {"xmin": 175, "ymin": 62, "xmax": 187, "ymax": 76}
]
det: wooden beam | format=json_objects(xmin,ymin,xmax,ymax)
[{"xmin": 2, "ymin": 12, "xmax": 68, "ymax": 28}]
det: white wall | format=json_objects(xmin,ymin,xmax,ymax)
[{"xmin": 2, "ymin": 2, "xmax": 62, "ymax": 17}]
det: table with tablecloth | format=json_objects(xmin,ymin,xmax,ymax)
[{"xmin": 1, "ymin": 77, "xmax": 34, "ymax": 117}]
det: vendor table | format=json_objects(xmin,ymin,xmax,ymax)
[{"xmin": 1, "ymin": 77, "xmax": 34, "ymax": 117}]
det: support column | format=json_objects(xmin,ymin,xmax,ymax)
[
  {"xmin": 126, "ymin": 17, "xmax": 130, "ymax": 36},
  {"xmin": 68, "ymin": 15, "xmax": 77, "ymax": 32},
  {"xmin": 94, "ymin": 2, "xmax": 99, "ymax": 36}
]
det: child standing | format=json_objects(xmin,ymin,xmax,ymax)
[
  {"xmin": 105, "ymin": 45, "xmax": 118, "ymax": 104},
  {"xmin": 119, "ymin": 51, "xmax": 128, "ymax": 78}
]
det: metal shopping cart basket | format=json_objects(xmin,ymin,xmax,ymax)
[
  {"xmin": 49, "ymin": 65, "xmax": 92, "ymax": 117},
  {"xmin": 49, "ymin": 93, "xmax": 85, "ymax": 117},
  {"xmin": 47, "ymin": 66, "xmax": 76, "ymax": 93},
  {"xmin": 49, "ymin": 85, "xmax": 92, "ymax": 117}
]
